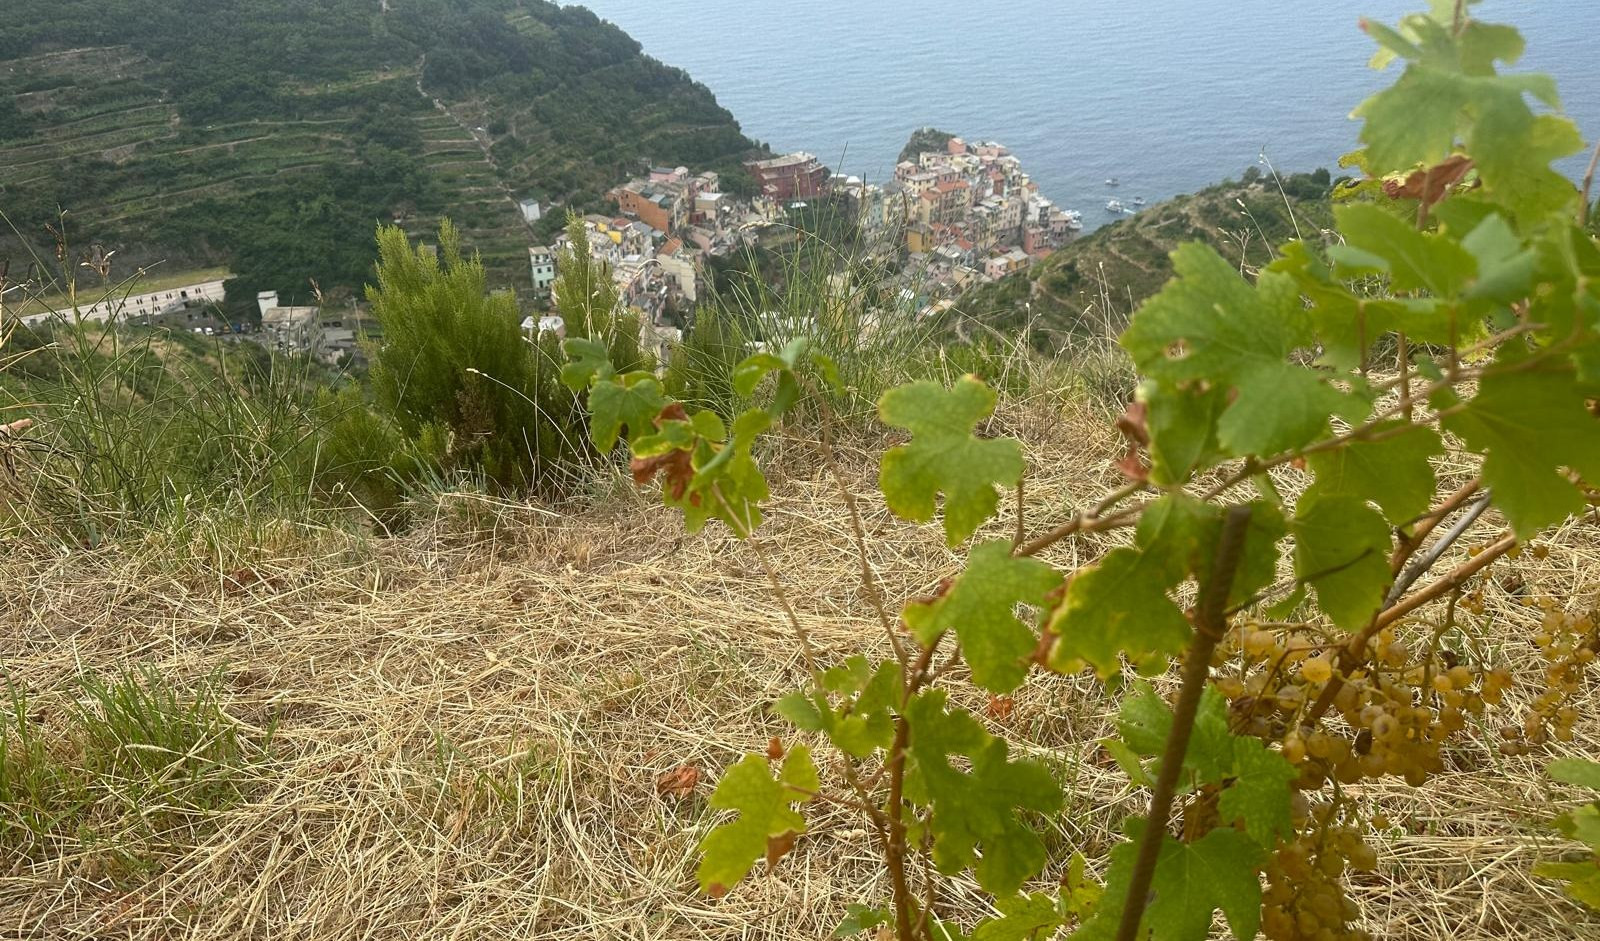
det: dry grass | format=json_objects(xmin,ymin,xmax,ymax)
[{"xmin": 1, "ymin": 394, "xmax": 1598, "ymax": 940}]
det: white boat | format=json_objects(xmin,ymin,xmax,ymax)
[
  {"xmin": 1106, "ymin": 199, "xmax": 1128, "ymax": 213},
  {"xmin": 1105, "ymin": 177, "xmax": 1121, "ymax": 186},
  {"xmin": 1133, "ymin": 196, "xmax": 1147, "ymax": 206}
]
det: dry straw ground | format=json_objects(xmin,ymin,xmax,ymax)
[{"xmin": 1, "ymin": 394, "xmax": 1598, "ymax": 940}]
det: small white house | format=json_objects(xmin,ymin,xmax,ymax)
[
  {"xmin": 521, "ymin": 315, "xmax": 565, "ymax": 341},
  {"xmin": 519, "ymin": 198, "xmax": 542, "ymax": 224},
  {"xmin": 529, "ymin": 246, "xmax": 557, "ymax": 294}
]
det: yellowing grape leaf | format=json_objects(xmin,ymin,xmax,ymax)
[
  {"xmin": 878, "ymin": 377, "xmax": 1024, "ymax": 546},
  {"xmin": 901, "ymin": 541, "xmax": 1061, "ymax": 694},
  {"xmin": 697, "ymin": 748, "xmax": 818, "ymax": 895},
  {"xmin": 1293, "ymin": 493, "xmax": 1393, "ymax": 632},
  {"xmin": 1440, "ymin": 361, "xmax": 1600, "ymax": 538},
  {"xmin": 1121, "ymin": 244, "xmax": 1346, "ymax": 458},
  {"xmin": 1305, "ymin": 422, "xmax": 1443, "ymax": 524},
  {"xmin": 903, "ymin": 690, "xmax": 1063, "ymax": 896}
]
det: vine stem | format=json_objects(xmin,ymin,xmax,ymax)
[
  {"xmin": 888, "ymin": 638, "xmax": 941, "ymax": 941},
  {"xmin": 812, "ymin": 387, "xmax": 909, "ymax": 669},
  {"xmin": 1114, "ymin": 506, "xmax": 1253, "ymax": 941},
  {"xmin": 1015, "ymin": 480, "xmax": 1146, "ymax": 557},
  {"xmin": 1582, "ymin": 135, "xmax": 1600, "ymax": 228},
  {"xmin": 1306, "ymin": 530, "xmax": 1519, "ymax": 724}
]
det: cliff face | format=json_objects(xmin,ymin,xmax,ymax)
[
  {"xmin": 959, "ymin": 170, "xmax": 1338, "ymax": 343},
  {"xmin": 0, "ymin": 0, "xmax": 759, "ymax": 300}
]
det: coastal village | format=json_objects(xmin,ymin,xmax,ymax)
[
  {"xmin": 529, "ymin": 133, "xmax": 1082, "ymax": 356},
  {"xmin": 8, "ymin": 133, "xmax": 1082, "ymax": 365}
]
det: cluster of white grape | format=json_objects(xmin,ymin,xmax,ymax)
[
  {"xmin": 1498, "ymin": 602, "xmax": 1597, "ymax": 755},
  {"xmin": 1260, "ymin": 806, "xmax": 1377, "ymax": 941}
]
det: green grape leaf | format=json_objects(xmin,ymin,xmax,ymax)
[
  {"xmin": 1047, "ymin": 548, "xmax": 1187, "ymax": 678},
  {"xmin": 878, "ymin": 377, "xmax": 1025, "ymax": 546},
  {"xmin": 1293, "ymin": 493, "xmax": 1393, "ymax": 632},
  {"xmin": 1115, "ymin": 682, "xmax": 1236, "ymax": 786},
  {"xmin": 1305, "ymin": 423, "xmax": 1443, "ymax": 524},
  {"xmin": 1471, "ymin": 101, "xmax": 1583, "ymax": 222},
  {"xmin": 1093, "ymin": 823, "xmax": 1265, "ymax": 941},
  {"xmin": 1557, "ymin": 805, "xmax": 1600, "ymax": 849},
  {"xmin": 561, "ymin": 336, "xmax": 614, "ymax": 391},
  {"xmin": 1047, "ymin": 494, "xmax": 1224, "ymax": 677},
  {"xmin": 1218, "ymin": 737, "xmax": 1299, "ymax": 846},
  {"xmin": 1138, "ymin": 378, "xmax": 1228, "ymax": 486},
  {"xmin": 733, "ymin": 337, "xmax": 826, "ymax": 415},
  {"xmin": 1461, "ymin": 213, "xmax": 1538, "ymax": 304},
  {"xmin": 776, "ymin": 657, "xmax": 901, "ymax": 758},
  {"xmin": 1122, "ymin": 244, "xmax": 1346, "ymax": 458},
  {"xmin": 1550, "ymin": 758, "xmax": 1600, "ymax": 791},
  {"xmin": 587, "ymin": 373, "xmax": 667, "ymax": 451},
  {"xmin": 1193, "ymin": 499, "xmax": 1286, "ymax": 608},
  {"xmin": 903, "ymin": 690, "xmax": 1063, "ymax": 896},
  {"xmin": 1115, "ymin": 680, "xmax": 1178, "ymax": 756},
  {"xmin": 732, "ymin": 352, "xmax": 788, "ymax": 397},
  {"xmin": 1062, "ymin": 851, "xmax": 1105, "ymax": 916},
  {"xmin": 1103, "ymin": 737, "xmax": 1155, "ymax": 788},
  {"xmin": 1353, "ymin": 66, "xmax": 1467, "ymax": 173},
  {"xmin": 639, "ymin": 408, "xmax": 772, "ymax": 537},
  {"xmin": 1533, "ymin": 860, "xmax": 1600, "ymax": 910},
  {"xmin": 1440, "ymin": 361, "xmax": 1600, "ymax": 538},
  {"xmin": 832, "ymin": 904, "xmax": 890, "ymax": 938},
  {"xmin": 1272, "ymin": 241, "xmax": 1404, "ymax": 373},
  {"xmin": 696, "ymin": 748, "xmax": 818, "ymax": 895},
  {"xmin": 1333, "ymin": 203, "xmax": 1477, "ymax": 297},
  {"xmin": 902, "ymin": 541, "xmax": 1061, "ymax": 693},
  {"xmin": 1457, "ymin": 20, "xmax": 1526, "ymax": 75},
  {"xmin": 971, "ymin": 893, "xmax": 1061, "ymax": 941}
]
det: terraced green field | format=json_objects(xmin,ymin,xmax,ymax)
[{"xmin": 0, "ymin": 0, "xmax": 760, "ymax": 302}]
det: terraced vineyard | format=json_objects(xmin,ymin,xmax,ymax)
[
  {"xmin": 0, "ymin": 0, "xmax": 760, "ymax": 303},
  {"xmin": 958, "ymin": 170, "xmax": 1338, "ymax": 344}
]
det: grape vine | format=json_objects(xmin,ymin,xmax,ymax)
[{"xmin": 565, "ymin": 4, "xmax": 1600, "ymax": 938}]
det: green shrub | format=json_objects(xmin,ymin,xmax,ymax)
[{"xmin": 359, "ymin": 216, "xmax": 647, "ymax": 497}]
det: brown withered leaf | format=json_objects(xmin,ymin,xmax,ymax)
[
  {"xmin": 654, "ymin": 763, "xmax": 700, "ymax": 799},
  {"xmin": 765, "ymin": 831, "xmax": 799, "ymax": 871},
  {"xmin": 630, "ymin": 403, "xmax": 696, "ymax": 500},
  {"xmin": 630, "ymin": 449, "xmax": 694, "ymax": 500},
  {"xmin": 1114, "ymin": 448, "xmax": 1149, "ymax": 483},
  {"xmin": 986, "ymin": 694, "xmax": 1016, "ymax": 721},
  {"xmin": 705, "ymin": 882, "xmax": 729, "ymax": 899},
  {"xmin": 1113, "ymin": 400, "xmax": 1150, "ymax": 481},
  {"xmin": 223, "ymin": 568, "xmax": 261, "ymax": 594},
  {"xmin": 1115, "ymin": 400, "xmax": 1149, "ymax": 447},
  {"xmin": 765, "ymin": 736, "xmax": 784, "ymax": 761},
  {"xmin": 1382, "ymin": 154, "xmax": 1474, "ymax": 208}
]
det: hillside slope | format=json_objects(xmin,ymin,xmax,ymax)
[
  {"xmin": 0, "ymin": 0, "xmax": 759, "ymax": 302},
  {"xmin": 959, "ymin": 169, "xmax": 1338, "ymax": 343}
]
